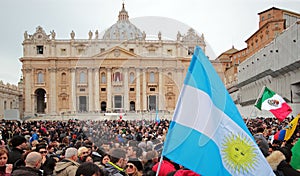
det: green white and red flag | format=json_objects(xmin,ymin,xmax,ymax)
[{"xmin": 255, "ymin": 87, "xmax": 292, "ymax": 121}]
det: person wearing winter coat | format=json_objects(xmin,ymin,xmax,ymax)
[
  {"xmin": 105, "ymin": 148, "xmax": 128, "ymax": 176},
  {"xmin": 11, "ymin": 152, "xmax": 43, "ymax": 176},
  {"xmin": 152, "ymin": 157, "xmax": 176, "ymax": 176},
  {"xmin": 54, "ymin": 147, "xmax": 80, "ymax": 176},
  {"xmin": 7, "ymin": 136, "xmax": 27, "ymax": 165},
  {"xmin": 267, "ymin": 147, "xmax": 300, "ymax": 176}
]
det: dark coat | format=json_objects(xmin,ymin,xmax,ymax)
[
  {"xmin": 8, "ymin": 148, "xmax": 24, "ymax": 165},
  {"xmin": 40, "ymin": 156, "xmax": 56, "ymax": 176},
  {"xmin": 11, "ymin": 166, "xmax": 42, "ymax": 176},
  {"xmin": 277, "ymin": 160, "xmax": 300, "ymax": 176}
]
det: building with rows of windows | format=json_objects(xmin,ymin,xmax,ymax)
[
  {"xmin": 20, "ymin": 3, "xmax": 212, "ymax": 118},
  {"xmin": 217, "ymin": 7, "xmax": 300, "ymax": 118},
  {"xmin": 0, "ymin": 80, "xmax": 22, "ymax": 119}
]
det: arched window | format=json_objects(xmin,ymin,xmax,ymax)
[
  {"xmin": 129, "ymin": 72, "xmax": 134, "ymax": 84},
  {"xmin": 150, "ymin": 72, "xmax": 155, "ymax": 83},
  {"xmin": 79, "ymin": 72, "xmax": 86, "ymax": 83},
  {"xmin": 37, "ymin": 72, "xmax": 44, "ymax": 83},
  {"xmin": 61, "ymin": 73, "xmax": 66, "ymax": 83},
  {"xmin": 101, "ymin": 72, "xmax": 106, "ymax": 83}
]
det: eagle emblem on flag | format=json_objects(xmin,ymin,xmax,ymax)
[{"xmin": 267, "ymin": 99, "xmax": 279, "ymax": 107}]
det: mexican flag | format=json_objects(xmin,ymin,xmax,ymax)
[{"xmin": 255, "ymin": 87, "xmax": 292, "ymax": 121}]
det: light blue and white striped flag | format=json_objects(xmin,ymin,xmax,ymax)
[{"xmin": 162, "ymin": 46, "xmax": 274, "ymax": 176}]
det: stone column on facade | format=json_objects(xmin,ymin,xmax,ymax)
[
  {"xmin": 24, "ymin": 68, "xmax": 33, "ymax": 117},
  {"xmin": 94, "ymin": 68, "xmax": 100, "ymax": 112},
  {"xmin": 135, "ymin": 68, "xmax": 141, "ymax": 112},
  {"xmin": 48, "ymin": 68, "xmax": 57, "ymax": 115},
  {"xmin": 107, "ymin": 68, "xmax": 112, "ymax": 112},
  {"xmin": 88, "ymin": 68, "xmax": 94, "ymax": 112},
  {"xmin": 177, "ymin": 68, "xmax": 184, "ymax": 92},
  {"xmin": 158, "ymin": 68, "xmax": 165, "ymax": 111},
  {"xmin": 142, "ymin": 68, "xmax": 147, "ymax": 111},
  {"xmin": 31, "ymin": 94, "xmax": 35, "ymax": 115},
  {"xmin": 51, "ymin": 41, "xmax": 56, "ymax": 57},
  {"xmin": 70, "ymin": 68, "xmax": 76, "ymax": 113},
  {"xmin": 123, "ymin": 67, "xmax": 129, "ymax": 112}
]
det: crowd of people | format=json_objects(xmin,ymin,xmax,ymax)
[{"xmin": 0, "ymin": 115, "xmax": 299, "ymax": 176}]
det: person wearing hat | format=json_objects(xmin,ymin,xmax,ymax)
[{"xmin": 8, "ymin": 135, "xmax": 28, "ymax": 165}]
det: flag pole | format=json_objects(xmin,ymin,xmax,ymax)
[
  {"xmin": 246, "ymin": 106, "xmax": 256, "ymax": 125},
  {"xmin": 246, "ymin": 86, "xmax": 266, "ymax": 125},
  {"xmin": 155, "ymin": 154, "xmax": 163, "ymax": 176},
  {"xmin": 254, "ymin": 86, "xmax": 266, "ymax": 106}
]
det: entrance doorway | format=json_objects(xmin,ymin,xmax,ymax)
[
  {"xmin": 79, "ymin": 96, "xmax": 87, "ymax": 112},
  {"xmin": 101, "ymin": 101, "xmax": 107, "ymax": 112},
  {"xmin": 35, "ymin": 88, "xmax": 46, "ymax": 113},
  {"xmin": 149, "ymin": 95, "xmax": 157, "ymax": 111},
  {"xmin": 130, "ymin": 101, "xmax": 135, "ymax": 111},
  {"xmin": 114, "ymin": 95, "xmax": 122, "ymax": 109}
]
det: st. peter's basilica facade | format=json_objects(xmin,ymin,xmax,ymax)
[{"xmin": 20, "ymin": 3, "xmax": 207, "ymax": 117}]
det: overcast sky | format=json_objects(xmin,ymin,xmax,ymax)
[{"xmin": 0, "ymin": 0, "xmax": 299, "ymax": 85}]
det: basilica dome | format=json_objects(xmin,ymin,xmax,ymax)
[{"xmin": 102, "ymin": 3, "xmax": 143, "ymax": 41}]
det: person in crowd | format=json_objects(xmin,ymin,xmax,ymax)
[
  {"xmin": 127, "ymin": 146, "xmax": 143, "ymax": 172},
  {"xmin": 36, "ymin": 143, "xmax": 56, "ymax": 176},
  {"xmin": 0, "ymin": 140, "xmax": 6, "ymax": 149},
  {"xmin": 7, "ymin": 136, "xmax": 27, "ymax": 165},
  {"xmin": 77, "ymin": 146, "xmax": 90, "ymax": 164},
  {"xmin": 84, "ymin": 155, "xmax": 93, "ymax": 163},
  {"xmin": 152, "ymin": 157, "xmax": 177, "ymax": 176},
  {"xmin": 31, "ymin": 140, "xmax": 39, "ymax": 151},
  {"xmin": 11, "ymin": 151, "xmax": 43, "ymax": 176},
  {"xmin": 46, "ymin": 143, "xmax": 55, "ymax": 156},
  {"xmin": 101, "ymin": 154, "xmax": 110, "ymax": 166},
  {"xmin": 125, "ymin": 162, "xmax": 142, "ymax": 176},
  {"xmin": 29, "ymin": 128, "xmax": 39, "ymax": 145},
  {"xmin": 90, "ymin": 144, "xmax": 102, "ymax": 163},
  {"xmin": 143, "ymin": 150, "xmax": 158, "ymax": 175},
  {"xmin": 105, "ymin": 148, "xmax": 128, "ymax": 176},
  {"xmin": 267, "ymin": 147, "xmax": 300, "ymax": 176},
  {"xmin": 0, "ymin": 147, "xmax": 13, "ymax": 176},
  {"xmin": 75, "ymin": 162, "xmax": 104, "ymax": 176},
  {"xmin": 253, "ymin": 127, "xmax": 269, "ymax": 157},
  {"xmin": 54, "ymin": 147, "xmax": 80, "ymax": 176},
  {"xmin": 93, "ymin": 153, "xmax": 109, "ymax": 175}
]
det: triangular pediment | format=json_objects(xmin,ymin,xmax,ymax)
[{"xmin": 92, "ymin": 46, "xmax": 139, "ymax": 59}]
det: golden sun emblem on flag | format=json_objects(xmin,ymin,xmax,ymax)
[{"xmin": 221, "ymin": 133, "xmax": 259, "ymax": 174}]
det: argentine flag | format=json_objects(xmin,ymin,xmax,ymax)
[{"xmin": 162, "ymin": 46, "xmax": 274, "ymax": 176}]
